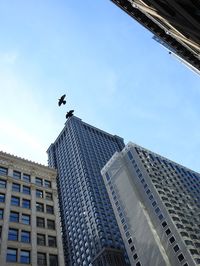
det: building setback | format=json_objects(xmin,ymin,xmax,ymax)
[
  {"xmin": 0, "ymin": 151, "xmax": 64, "ymax": 266},
  {"xmin": 47, "ymin": 116, "xmax": 129, "ymax": 265},
  {"xmin": 102, "ymin": 142, "xmax": 200, "ymax": 266}
]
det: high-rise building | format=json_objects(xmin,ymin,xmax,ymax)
[
  {"xmin": 102, "ymin": 142, "xmax": 200, "ymax": 266},
  {"xmin": 47, "ymin": 116, "xmax": 129, "ymax": 266},
  {"xmin": 0, "ymin": 151, "xmax": 65, "ymax": 266}
]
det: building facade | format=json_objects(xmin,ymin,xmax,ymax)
[
  {"xmin": 102, "ymin": 142, "xmax": 200, "ymax": 266},
  {"xmin": 0, "ymin": 151, "xmax": 64, "ymax": 266},
  {"xmin": 47, "ymin": 116, "xmax": 129, "ymax": 265}
]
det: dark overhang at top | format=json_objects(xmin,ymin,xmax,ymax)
[{"xmin": 110, "ymin": 0, "xmax": 200, "ymax": 72}]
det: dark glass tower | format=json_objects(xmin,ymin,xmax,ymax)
[{"xmin": 47, "ymin": 116, "xmax": 128, "ymax": 266}]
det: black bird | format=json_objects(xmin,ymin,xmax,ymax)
[
  {"xmin": 58, "ymin": 94, "xmax": 66, "ymax": 106},
  {"xmin": 66, "ymin": 110, "xmax": 74, "ymax": 119}
]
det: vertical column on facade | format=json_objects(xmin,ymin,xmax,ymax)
[
  {"xmin": 31, "ymin": 175, "xmax": 37, "ymax": 266},
  {"xmin": 0, "ymin": 169, "xmax": 13, "ymax": 266}
]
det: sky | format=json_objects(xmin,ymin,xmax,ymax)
[{"xmin": 0, "ymin": 0, "xmax": 200, "ymax": 172}]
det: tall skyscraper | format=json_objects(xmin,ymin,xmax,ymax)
[
  {"xmin": 0, "ymin": 151, "xmax": 64, "ymax": 266},
  {"xmin": 47, "ymin": 116, "xmax": 129, "ymax": 266},
  {"xmin": 102, "ymin": 142, "xmax": 200, "ymax": 266}
]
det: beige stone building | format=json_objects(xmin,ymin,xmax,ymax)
[{"xmin": 0, "ymin": 151, "xmax": 65, "ymax": 266}]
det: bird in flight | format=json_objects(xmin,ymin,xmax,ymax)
[
  {"xmin": 58, "ymin": 94, "xmax": 66, "ymax": 106},
  {"xmin": 66, "ymin": 110, "xmax": 74, "ymax": 119}
]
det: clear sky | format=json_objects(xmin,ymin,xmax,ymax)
[{"xmin": 0, "ymin": 0, "xmax": 200, "ymax": 172}]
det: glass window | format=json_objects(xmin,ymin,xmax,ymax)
[
  {"xmin": 22, "ymin": 199, "xmax": 30, "ymax": 209},
  {"xmin": 46, "ymin": 205, "xmax": 54, "ymax": 214},
  {"xmin": 6, "ymin": 248, "xmax": 17, "ymax": 262},
  {"xmin": 36, "ymin": 202, "xmax": 44, "ymax": 212},
  {"xmin": 23, "ymin": 174, "xmax": 31, "ymax": 183},
  {"xmin": 21, "ymin": 231, "xmax": 30, "ymax": 243},
  {"xmin": 11, "ymin": 196, "xmax": 20, "ymax": 206},
  {"xmin": 0, "ymin": 209, "xmax": 3, "ymax": 219},
  {"xmin": 35, "ymin": 177, "xmax": 43, "ymax": 186},
  {"xmin": 47, "ymin": 219, "xmax": 55, "ymax": 230},
  {"xmin": 173, "ymin": 244, "xmax": 180, "ymax": 252},
  {"xmin": 49, "ymin": 254, "xmax": 58, "ymax": 266},
  {"xmin": 0, "ymin": 166, "xmax": 8, "ymax": 176},
  {"xmin": 0, "ymin": 179, "xmax": 6, "ymax": 188},
  {"xmin": 48, "ymin": 236, "xmax": 57, "ymax": 247},
  {"xmin": 22, "ymin": 214, "xmax": 30, "ymax": 225},
  {"xmin": 8, "ymin": 228, "xmax": 18, "ymax": 241},
  {"xmin": 36, "ymin": 189, "xmax": 43, "ymax": 198},
  {"xmin": 0, "ymin": 193, "xmax": 5, "ymax": 202},
  {"xmin": 12, "ymin": 183, "xmax": 20, "ymax": 192},
  {"xmin": 20, "ymin": 250, "xmax": 30, "ymax": 264},
  {"xmin": 44, "ymin": 180, "xmax": 51, "ymax": 188},
  {"xmin": 37, "ymin": 234, "xmax": 46, "ymax": 246},
  {"xmin": 37, "ymin": 253, "xmax": 47, "ymax": 266},
  {"xmin": 22, "ymin": 185, "xmax": 30, "ymax": 195},
  {"xmin": 37, "ymin": 217, "xmax": 45, "ymax": 228},
  {"xmin": 13, "ymin": 170, "xmax": 21, "ymax": 179},
  {"xmin": 178, "ymin": 254, "xmax": 184, "ymax": 262},
  {"xmin": 46, "ymin": 192, "xmax": 53, "ymax": 200},
  {"xmin": 10, "ymin": 212, "xmax": 19, "ymax": 222}
]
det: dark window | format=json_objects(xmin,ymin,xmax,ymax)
[
  {"xmin": 22, "ymin": 199, "xmax": 30, "ymax": 209},
  {"xmin": 136, "ymin": 262, "xmax": 141, "ymax": 266},
  {"xmin": 37, "ymin": 253, "xmax": 47, "ymax": 266},
  {"xmin": 44, "ymin": 180, "xmax": 51, "ymax": 188},
  {"xmin": 37, "ymin": 234, "xmax": 46, "ymax": 246},
  {"xmin": 0, "ymin": 179, "xmax": 6, "ymax": 188},
  {"xmin": 0, "ymin": 166, "xmax": 8, "ymax": 176},
  {"xmin": 49, "ymin": 254, "xmax": 58, "ymax": 266},
  {"xmin": 36, "ymin": 189, "xmax": 43, "ymax": 198},
  {"xmin": 36, "ymin": 202, "xmax": 44, "ymax": 212},
  {"xmin": 169, "ymin": 236, "xmax": 175, "ymax": 244},
  {"xmin": 11, "ymin": 196, "xmax": 20, "ymax": 206},
  {"xmin": 48, "ymin": 236, "xmax": 57, "ymax": 247},
  {"xmin": 23, "ymin": 174, "xmax": 30, "ymax": 183},
  {"xmin": 173, "ymin": 245, "xmax": 180, "ymax": 252},
  {"xmin": 8, "ymin": 228, "xmax": 18, "ymax": 241},
  {"xmin": 46, "ymin": 192, "xmax": 53, "ymax": 200},
  {"xmin": 21, "ymin": 231, "xmax": 30, "ymax": 243},
  {"xmin": 178, "ymin": 254, "xmax": 184, "ymax": 262},
  {"xmin": 23, "ymin": 185, "xmax": 30, "ymax": 195},
  {"xmin": 13, "ymin": 171, "xmax": 21, "ymax": 179},
  {"xmin": 0, "ymin": 209, "xmax": 3, "ymax": 219},
  {"xmin": 10, "ymin": 212, "xmax": 19, "ymax": 222},
  {"xmin": 158, "ymin": 214, "xmax": 164, "ymax": 220},
  {"xmin": 133, "ymin": 253, "xmax": 138, "ymax": 260},
  {"xmin": 6, "ymin": 248, "xmax": 17, "ymax": 262},
  {"xmin": 12, "ymin": 183, "xmax": 20, "ymax": 192},
  {"xmin": 46, "ymin": 205, "xmax": 54, "ymax": 214},
  {"xmin": 0, "ymin": 193, "xmax": 5, "ymax": 202},
  {"xmin": 22, "ymin": 214, "xmax": 30, "ymax": 225},
  {"xmin": 130, "ymin": 245, "xmax": 135, "ymax": 252},
  {"xmin": 165, "ymin": 228, "xmax": 171, "ymax": 235},
  {"xmin": 37, "ymin": 217, "xmax": 45, "ymax": 228},
  {"xmin": 128, "ymin": 238, "xmax": 132, "ymax": 244},
  {"xmin": 162, "ymin": 221, "xmax": 167, "ymax": 228},
  {"xmin": 35, "ymin": 177, "xmax": 43, "ymax": 186},
  {"xmin": 47, "ymin": 219, "xmax": 55, "ymax": 230},
  {"xmin": 20, "ymin": 250, "xmax": 30, "ymax": 264}
]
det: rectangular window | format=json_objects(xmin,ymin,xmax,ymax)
[
  {"xmin": 0, "ymin": 166, "xmax": 8, "ymax": 176},
  {"xmin": 35, "ymin": 177, "xmax": 43, "ymax": 186},
  {"xmin": 8, "ymin": 228, "xmax": 18, "ymax": 241},
  {"xmin": 47, "ymin": 219, "xmax": 55, "ymax": 230},
  {"xmin": 0, "ymin": 193, "xmax": 5, "ymax": 202},
  {"xmin": 165, "ymin": 228, "xmax": 171, "ymax": 235},
  {"xmin": 21, "ymin": 231, "xmax": 31, "ymax": 243},
  {"xmin": 37, "ymin": 217, "xmax": 45, "ymax": 228},
  {"xmin": 0, "ymin": 209, "xmax": 3, "ymax": 219},
  {"xmin": 12, "ymin": 183, "xmax": 20, "ymax": 192},
  {"xmin": 44, "ymin": 180, "xmax": 51, "ymax": 188},
  {"xmin": 48, "ymin": 236, "xmax": 57, "ymax": 247},
  {"xmin": 36, "ymin": 202, "xmax": 44, "ymax": 212},
  {"xmin": 0, "ymin": 179, "xmax": 6, "ymax": 189},
  {"xmin": 22, "ymin": 199, "xmax": 31, "ymax": 209},
  {"xmin": 46, "ymin": 205, "xmax": 54, "ymax": 214},
  {"xmin": 20, "ymin": 250, "xmax": 30, "ymax": 264},
  {"xmin": 21, "ymin": 214, "xmax": 30, "ymax": 225},
  {"xmin": 36, "ymin": 189, "xmax": 43, "ymax": 198},
  {"xmin": 173, "ymin": 245, "xmax": 180, "ymax": 252},
  {"xmin": 10, "ymin": 212, "xmax": 19, "ymax": 223},
  {"xmin": 11, "ymin": 196, "xmax": 20, "ymax": 206},
  {"xmin": 46, "ymin": 192, "xmax": 53, "ymax": 200},
  {"xmin": 13, "ymin": 170, "xmax": 21, "ymax": 179},
  {"xmin": 23, "ymin": 174, "xmax": 30, "ymax": 183},
  {"xmin": 37, "ymin": 253, "xmax": 47, "ymax": 266},
  {"xmin": 22, "ymin": 185, "xmax": 30, "ymax": 195},
  {"xmin": 169, "ymin": 236, "xmax": 175, "ymax": 244},
  {"xmin": 6, "ymin": 248, "xmax": 17, "ymax": 262},
  {"xmin": 49, "ymin": 254, "xmax": 58, "ymax": 266},
  {"xmin": 37, "ymin": 234, "xmax": 46, "ymax": 246}
]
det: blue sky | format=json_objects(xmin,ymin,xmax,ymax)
[{"xmin": 0, "ymin": 0, "xmax": 200, "ymax": 172}]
